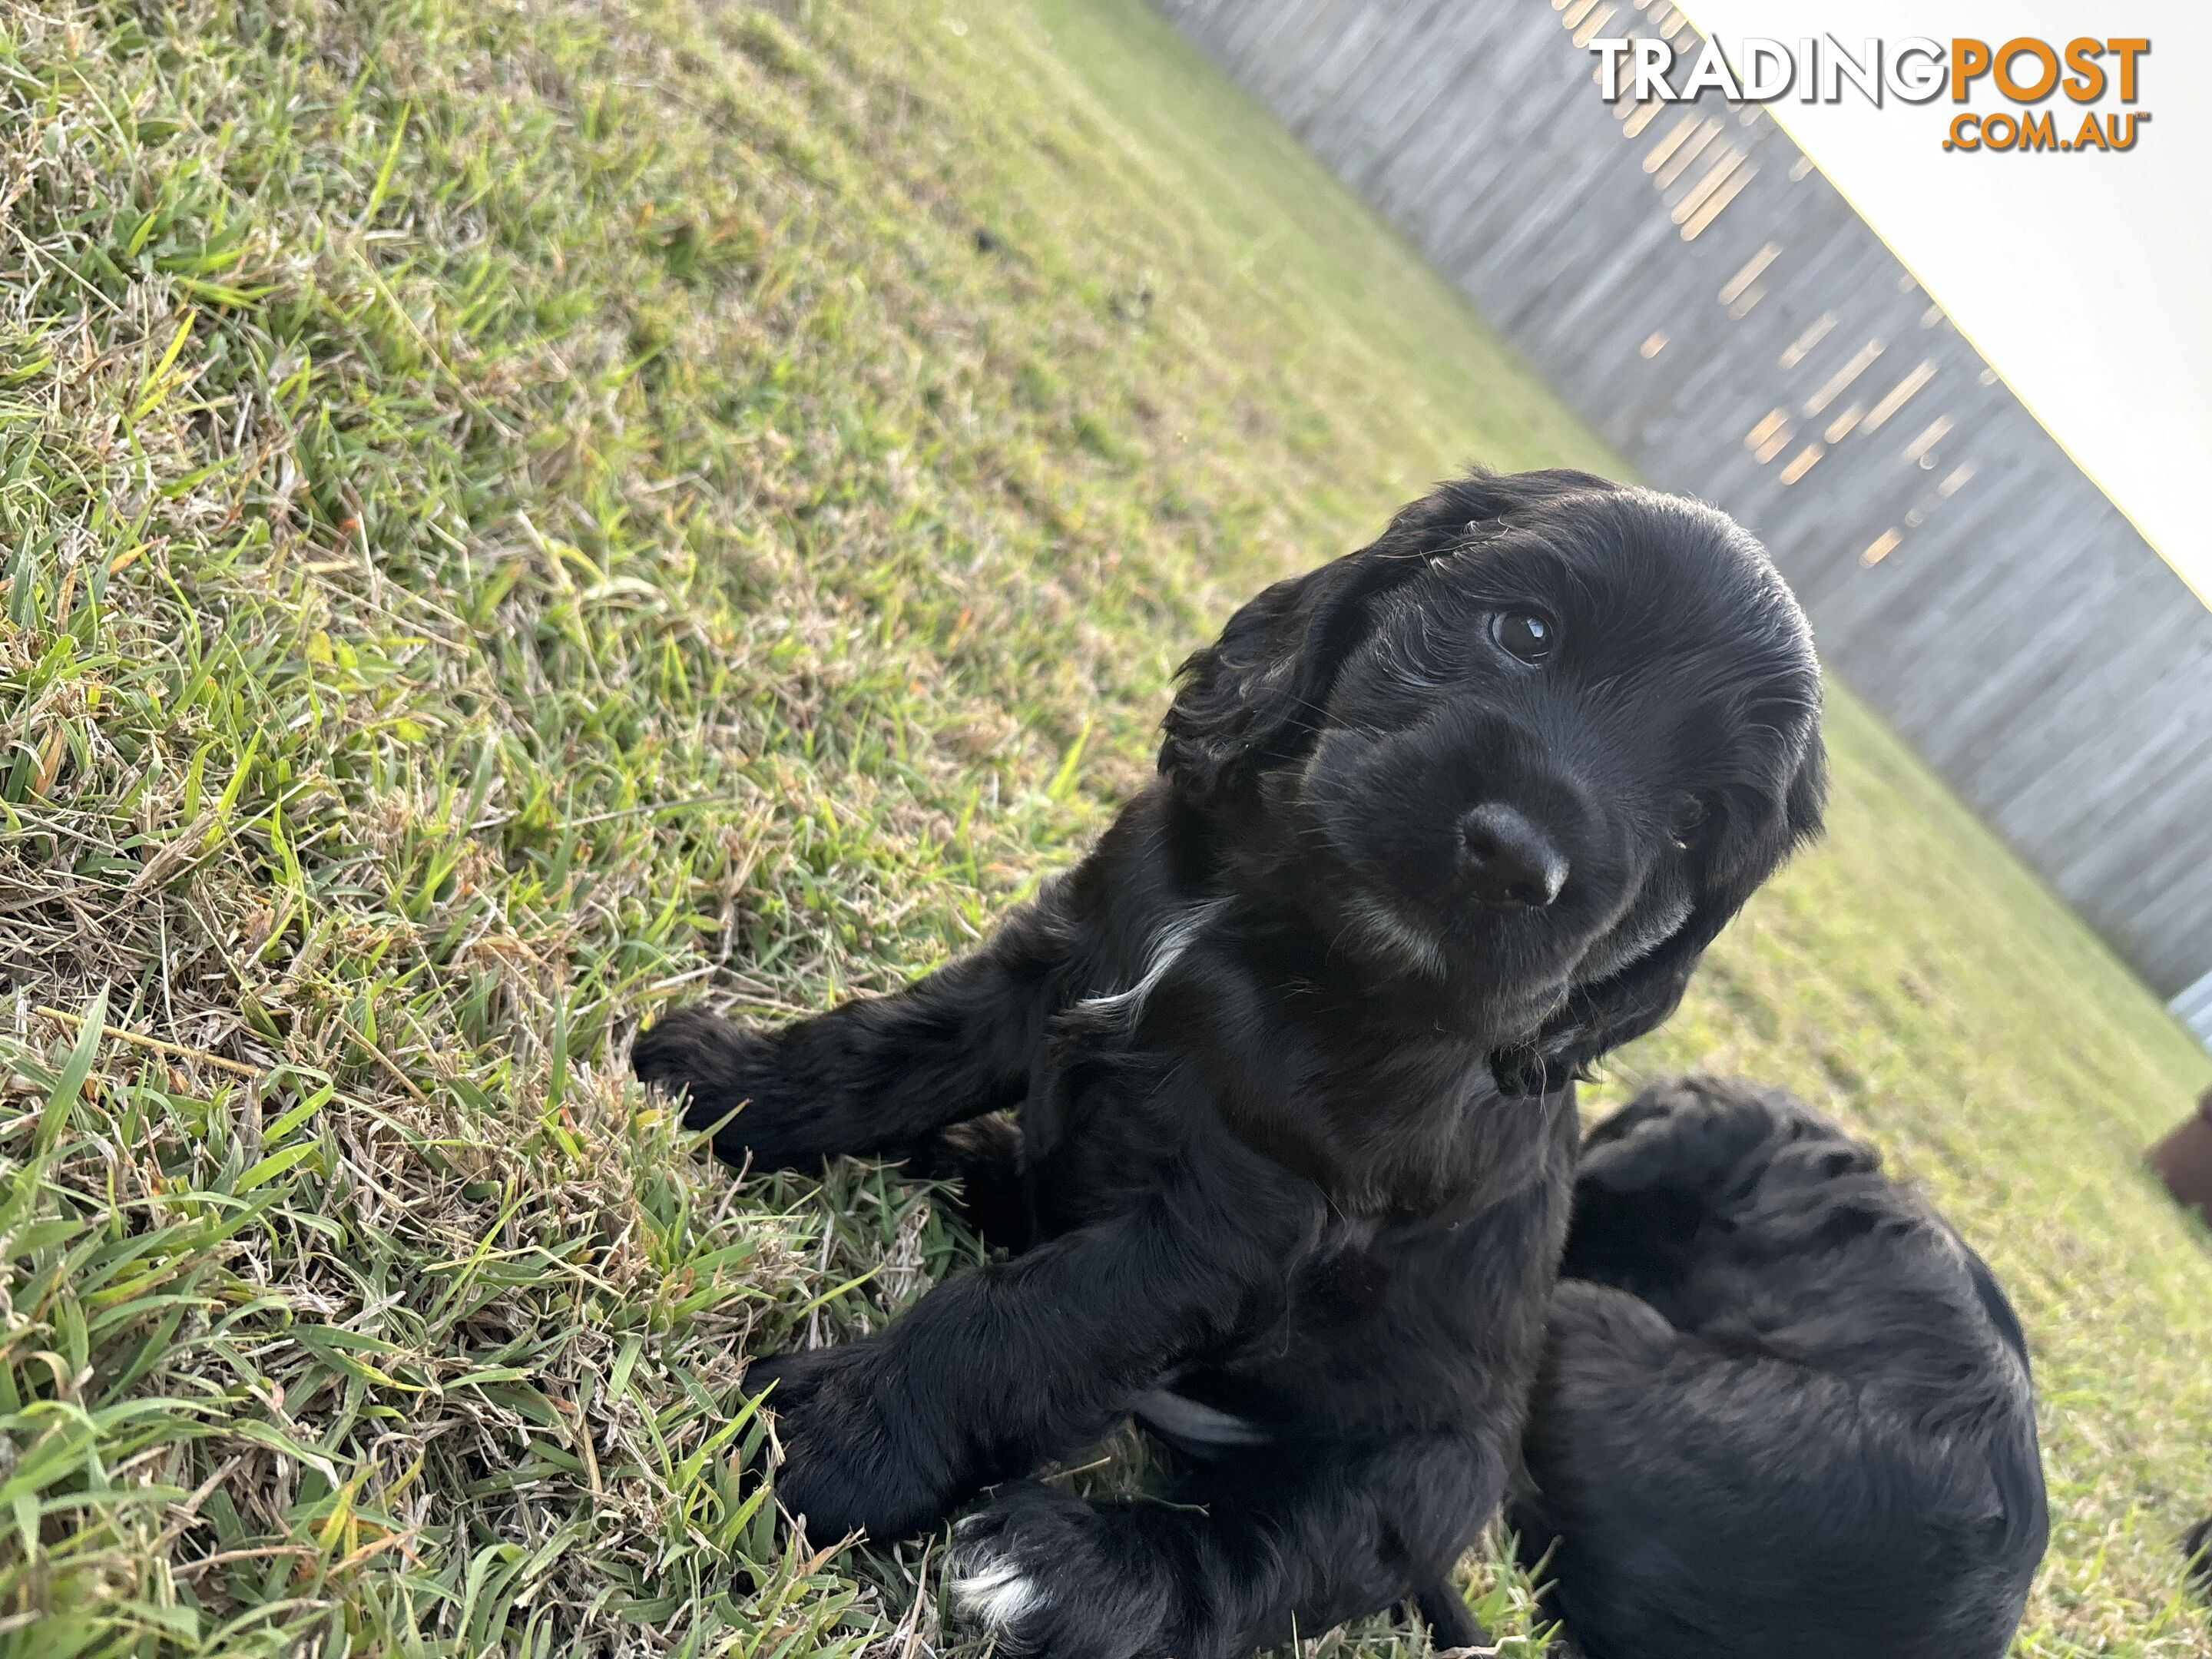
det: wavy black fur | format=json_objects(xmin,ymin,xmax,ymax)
[
  {"xmin": 1511, "ymin": 1078, "xmax": 2049, "ymax": 1659},
  {"xmin": 632, "ymin": 471, "xmax": 1825, "ymax": 1658}
]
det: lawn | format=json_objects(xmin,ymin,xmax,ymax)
[{"xmin": 1, "ymin": 0, "xmax": 2207, "ymax": 1654}]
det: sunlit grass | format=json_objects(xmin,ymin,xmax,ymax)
[{"xmin": 1, "ymin": 0, "xmax": 2204, "ymax": 1652}]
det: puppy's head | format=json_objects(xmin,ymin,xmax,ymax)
[{"xmin": 1160, "ymin": 469, "xmax": 1823, "ymax": 1091}]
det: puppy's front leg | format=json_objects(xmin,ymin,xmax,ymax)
[
  {"xmin": 750, "ymin": 1154, "xmax": 1320, "ymax": 1541},
  {"xmin": 633, "ymin": 883, "xmax": 1071, "ymax": 1170}
]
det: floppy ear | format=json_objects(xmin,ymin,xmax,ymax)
[
  {"xmin": 1492, "ymin": 725, "xmax": 1827, "ymax": 1097},
  {"xmin": 1160, "ymin": 469, "xmax": 1618, "ymax": 799},
  {"xmin": 1156, "ymin": 546, "xmax": 1420, "ymax": 798}
]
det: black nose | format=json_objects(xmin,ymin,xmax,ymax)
[{"xmin": 1460, "ymin": 803, "xmax": 1568, "ymax": 909}]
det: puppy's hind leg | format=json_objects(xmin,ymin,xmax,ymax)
[
  {"xmin": 902, "ymin": 1112, "xmax": 1034, "ymax": 1252},
  {"xmin": 1411, "ymin": 1575, "xmax": 1489, "ymax": 1652},
  {"xmin": 950, "ymin": 1435, "xmax": 1505, "ymax": 1659}
]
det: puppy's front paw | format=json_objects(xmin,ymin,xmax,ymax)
[
  {"xmin": 747, "ymin": 1346, "xmax": 959, "ymax": 1543},
  {"xmin": 949, "ymin": 1482, "xmax": 1177, "ymax": 1659},
  {"xmin": 632, "ymin": 1006, "xmax": 827, "ymax": 1170}
]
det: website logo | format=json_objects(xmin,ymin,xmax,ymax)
[{"xmin": 1588, "ymin": 35, "xmax": 2151, "ymax": 152}]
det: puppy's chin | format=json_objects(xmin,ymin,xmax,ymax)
[
  {"xmin": 1332, "ymin": 889, "xmax": 1455, "ymax": 982},
  {"xmin": 1568, "ymin": 893, "xmax": 1694, "ymax": 985},
  {"xmin": 1327, "ymin": 888, "xmax": 1573, "ymax": 1033}
]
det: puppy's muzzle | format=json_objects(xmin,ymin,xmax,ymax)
[{"xmin": 1459, "ymin": 803, "xmax": 1568, "ymax": 909}]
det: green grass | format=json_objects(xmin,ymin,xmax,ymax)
[{"xmin": 0, "ymin": 0, "xmax": 2205, "ymax": 1653}]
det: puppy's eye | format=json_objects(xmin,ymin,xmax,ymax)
[
  {"xmin": 1490, "ymin": 611, "xmax": 1557, "ymax": 665},
  {"xmin": 1670, "ymin": 797, "xmax": 1708, "ymax": 851}
]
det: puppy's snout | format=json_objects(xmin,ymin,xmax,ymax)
[{"xmin": 1459, "ymin": 803, "xmax": 1568, "ymax": 909}]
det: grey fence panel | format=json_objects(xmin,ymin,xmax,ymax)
[{"xmin": 1156, "ymin": 0, "xmax": 2212, "ymax": 1020}]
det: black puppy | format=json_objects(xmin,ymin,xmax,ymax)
[
  {"xmin": 1512, "ymin": 1078, "xmax": 2048, "ymax": 1658},
  {"xmin": 634, "ymin": 470, "xmax": 1826, "ymax": 1658}
]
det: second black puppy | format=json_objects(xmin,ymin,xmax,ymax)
[
  {"xmin": 1513, "ymin": 1078, "xmax": 2048, "ymax": 1659},
  {"xmin": 634, "ymin": 470, "xmax": 1825, "ymax": 1658}
]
